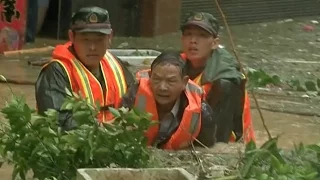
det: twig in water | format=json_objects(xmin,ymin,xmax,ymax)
[
  {"xmin": 190, "ymin": 141, "xmax": 205, "ymax": 173},
  {"xmin": 213, "ymin": 0, "xmax": 272, "ymax": 139},
  {"xmin": 251, "ymin": 91, "xmax": 272, "ymax": 139}
]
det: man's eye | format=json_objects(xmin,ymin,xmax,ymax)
[
  {"xmin": 200, "ymin": 33, "xmax": 207, "ymax": 37},
  {"xmin": 183, "ymin": 32, "xmax": 192, "ymax": 36},
  {"xmin": 96, "ymin": 38, "xmax": 104, "ymax": 42}
]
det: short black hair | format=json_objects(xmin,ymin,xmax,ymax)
[{"xmin": 151, "ymin": 51, "xmax": 187, "ymax": 77}]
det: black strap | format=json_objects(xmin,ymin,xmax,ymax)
[
  {"xmin": 100, "ymin": 104, "xmax": 115, "ymax": 111},
  {"xmin": 152, "ymin": 113, "xmax": 179, "ymax": 148}
]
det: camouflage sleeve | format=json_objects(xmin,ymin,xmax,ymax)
[
  {"xmin": 120, "ymin": 82, "xmax": 139, "ymax": 109},
  {"xmin": 35, "ymin": 61, "xmax": 77, "ymax": 131},
  {"xmin": 195, "ymin": 100, "xmax": 217, "ymax": 147}
]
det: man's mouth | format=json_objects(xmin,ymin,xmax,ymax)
[
  {"xmin": 189, "ymin": 48, "xmax": 198, "ymax": 53},
  {"xmin": 157, "ymin": 94, "xmax": 170, "ymax": 98},
  {"xmin": 87, "ymin": 54, "xmax": 99, "ymax": 57}
]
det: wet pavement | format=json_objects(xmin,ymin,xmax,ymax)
[{"xmin": 0, "ymin": 16, "xmax": 320, "ymax": 179}]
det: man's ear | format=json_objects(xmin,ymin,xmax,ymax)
[
  {"xmin": 107, "ymin": 30, "xmax": 113, "ymax": 47},
  {"xmin": 211, "ymin": 37, "xmax": 220, "ymax": 50},
  {"xmin": 110, "ymin": 30, "xmax": 113, "ymax": 43},
  {"xmin": 68, "ymin": 30, "xmax": 74, "ymax": 42},
  {"xmin": 182, "ymin": 75, "xmax": 189, "ymax": 87}
]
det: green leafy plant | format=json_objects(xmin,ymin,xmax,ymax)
[
  {"xmin": 247, "ymin": 68, "xmax": 282, "ymax": 89},
  {"xmin": 287, "ymin": 79, "xmax": 320, "ymax": 92},
  {"xmin": 246, "ymin": 68, "xmax": 320, "ymax": 95},
  {"xmin": 0, "ymin": 88, "xmax": 156, "ymax": 180},
  {"xmin": 239, "ymin": 138, "xmax": 320, "ymax": 180}
]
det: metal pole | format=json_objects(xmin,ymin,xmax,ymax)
[{"xmin": 57, "ymin": 0, "xmax": 62, "ymax": 40}]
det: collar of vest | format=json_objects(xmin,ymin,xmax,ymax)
[{"xmin": 52, "ymin": 41, "xmax": 75, "ymax": 61}]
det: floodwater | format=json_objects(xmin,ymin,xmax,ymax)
[{"xmin": 1, "ymin": 16, "xmax": 320, "ymax": 179}]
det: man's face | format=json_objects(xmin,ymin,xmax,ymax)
[
  {"xmin": 181, "ymin": 25, "xmax": 219, "ymax": 63},
  {"xmin": 69, "ymin": 30, "xmax": 111, "ymax": 68},
  {"xmin": 150, "ymin": 64, "xmax": 188, "ymax": 106}
]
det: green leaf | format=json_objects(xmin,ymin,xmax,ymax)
[
  {"xmin": 65, "ymin": 87, "xmax": 72, "ymax": 97},
  {"xmin": 60, "ymin": 101, "xmax": 74, "ymax": 110},
  {"xmin": 306, "ymin": 144, "xmax": 320, "ymax": 153},
  {"xmin": 296, "ymin": 85, "xmax": 307, "ymax": 92},
  {"xmin": 260, "ymin": 136, "xmax": 278, "ymax": 150},
  {"xmin": 40, "ymin": 127, "xmax": 57, "ymax": 137},
  {"xmin": 73, "ymin": 110, "xmax": 93, "ymax": 125},
  {"xmin": 12, "ymin": 164, "xmax": 21, "ymax": 180},
  {"xmin": 43, "ymin": 141, "xmax": 60, "ymax": 154},
  {"xmin": 270, "ymin": 154, "xmax": 282, "ymax": 171},
  {"xmin": 271, "ymin": 75, "xmax": 281, "ymax": 85},
  {"xmin": 30, "ymin": 115, "xmax": 47, "ymax": 127},
  {"xmin": 23, "ymin": 104, "xmax": 32, "ymax": 122},
  {"xmin": 109, "ymin": 107, "xmax": 121, "ymax": 117},
  {"xmin": 305, "ymin": 81, "xmax": 317, "ymax": 91},
  {"xmin": 0, "ymin": 74, "xmax": 7, "ymax": 81},
  {"xmin": 241, "ymin": 149, "xmax": 267, "ymax": 178},
  {"xmin": 245, "ymin": 140, "xmax": 257, "ymax": 152},
  {"xmin": 72, "ymin": 91, "xmax": 81, "ymax": 99},
  {"xmin": 44, "ymin": 109, "xmax": 58, "ymax": 118},
  {"xmin": 304, "ymin": 172, "xmax": 318, "ymax": 180}
]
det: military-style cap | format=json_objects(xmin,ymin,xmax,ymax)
[
  {"xmin": 181, "ymin": 12, "xmax": 219, "ymax": 36},
  {"xmin": 71, "ymin": 6, "xmax": 112, "ymax": 34}
]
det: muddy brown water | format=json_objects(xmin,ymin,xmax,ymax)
[
  {"xmin": 1, "ymin": 16, "xmax": 320, "ymax": 179},
  {"xmin": 0, "ymin": 58, "xmax": 319, "ymax": 180}
]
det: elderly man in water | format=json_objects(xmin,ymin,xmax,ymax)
[{"xmin": 121, "ymin": 51, "xmax": 217, "ymax": 150}]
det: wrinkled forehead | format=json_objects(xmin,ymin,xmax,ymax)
[{"xmin": 151, "ymin": 63, "xmax": 182, "ymax": 76}]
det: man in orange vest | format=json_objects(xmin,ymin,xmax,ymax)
[
  {"xmin": 35, "ymin": 7, "xmax": 134, "ymax": 130},
  {"xmin": 121, "ymin": 52, "xmax": 217, "ymax": 150},
  {"xmin": 180, "ymin": 12, "xmax": 255, "ymax": 144}
]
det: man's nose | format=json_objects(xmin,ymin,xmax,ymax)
[
  {"xmin": 159, "ymin": 81, "xmax": 168, "ymax": 91},
  {"xmin": 190, "ymin": 36, "xmax": 197, "ymax": 43},
  {"xmin": 89, "ymin": 43, "xmax": 96, "ymax": 51}
]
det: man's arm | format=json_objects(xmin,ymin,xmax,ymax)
[
  {"xmin": 120, "ymin": 82, "xmax": 139, "ymax": 108},
  {"xmin": 35, "ymin": 62, "xmax": 77, "ymax": 131},
  {"xmin": 206, "ymin": 79, "xmax": 242, "ymax": 143},
  {"xmin": 195, "ymin": 100, "xmax": 217, "ymax": 147}
]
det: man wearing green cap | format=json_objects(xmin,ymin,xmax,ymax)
[
  {"xmin": 35, "ymin": 6, "xmax": 134, "ymax": 130},
  {"xmin": 180, "ymin": 12, "xmax": 255, "ymax": 144}
]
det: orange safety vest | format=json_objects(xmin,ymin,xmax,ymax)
[
  {"xmin": 135, "ymin": 70, "xmax": 203, "ymax": 150},
  {"xmin": 180, "ymin": 53, "xmax": 255, "ymax": 144},
  {"xmin": 41, "ymin": 42, "xmax": 127, "ymax": 122}
]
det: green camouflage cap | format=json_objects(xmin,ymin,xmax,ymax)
[
  {"xmin": 181, "ymin": 12, "xmax": 219, "ymax": 36},
  {"xmin": 71, "ymin": 6, "xmax": 112, "ymax": 34}
]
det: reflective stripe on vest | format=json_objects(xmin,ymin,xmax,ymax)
[
  {"xmin": 47, "ymin": 54, "xmax": 126, "ymax": 122},
  {"xmin": 70, "ymin": 58, "xmax": 97, "ymax": 105},
  {"xmin": 104, "ymin": 51, "xmax": 127, "ymax": 97}
]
